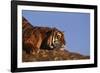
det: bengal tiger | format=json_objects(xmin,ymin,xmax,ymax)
[{"xmin": 22, "ymin": 17, "xmax": 66, "ymax": 54}]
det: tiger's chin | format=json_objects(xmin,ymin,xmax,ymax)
[
  {"xmin": 52, "ymin": 44, "xmax": 65, "ymax": 49},
  {"xmin": 49, "ymin": 44, "xmax": 65, "ymax": 50},
  {"xmin": 61, "ymin": 44, "xmax": 65, "ymax": 48},
  {"xmin": 60, "ymin": 45, "xmax": 65, "ymax": 51}
]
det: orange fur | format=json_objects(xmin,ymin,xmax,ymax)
[{"xmin": 22, "ymin": 17, "xmax": 65, "ymax": 54}]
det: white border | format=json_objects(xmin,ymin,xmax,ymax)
[{"xmin": 17, "ymin": 5, "xmax": 94, "ymax": 68}]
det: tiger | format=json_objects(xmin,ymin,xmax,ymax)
[{"xmin": 22, "ymin": 17, "xmax": 66, "ymax": 54}]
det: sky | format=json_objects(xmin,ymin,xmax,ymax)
[{"xmin": 22, "ymin": 10, "xmax": 90, "ymax": 56}]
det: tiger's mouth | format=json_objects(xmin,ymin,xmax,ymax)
[
  {"xmin": 53, "ymin": 43, "xmax": 65, "ymax": 48},
  {"xmin": 51, "ymin": 40, "xmax": 65, "ymax": 49}
]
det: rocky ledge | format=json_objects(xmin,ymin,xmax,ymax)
[{"xmin": 22, "ymin": 49, "xmax": 90, "ymax": 62}]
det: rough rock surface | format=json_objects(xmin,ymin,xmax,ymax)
[{"xmin": 22, "ymin": 49, "xmax": 89, "ymax": 62}]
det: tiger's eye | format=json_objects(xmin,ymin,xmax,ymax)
[{"xmin": 57, "ymin": 35, "xmax": 60, "ymax": 38}]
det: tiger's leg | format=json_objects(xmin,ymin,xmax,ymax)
[
  {"xmin": 47, "ymin": 34, "xmax": 53, "ymax": 49},
  {"xmin": 31, "ymin": 35, "xmax": 42, "ymax": 55},
  {"xmin": 36, "ymin": 35, "xmax": 42, "ymax": 54},
  {"xmin": 23, "ymin": 42, "xmax": 34, "ymax": 55}
]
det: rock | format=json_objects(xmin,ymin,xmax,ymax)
[{"xmin": 22, "ymin": 49, "xmax": 90, "ymax": 62}]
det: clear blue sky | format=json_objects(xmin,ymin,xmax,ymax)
[{"xmin": 22, "ymin": 10, "xmax": 90, "ymax": 56}]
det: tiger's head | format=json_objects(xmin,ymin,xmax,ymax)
[{"xmin": 47, "ymin": 28, "xmax": 65, "ymax": 49}]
